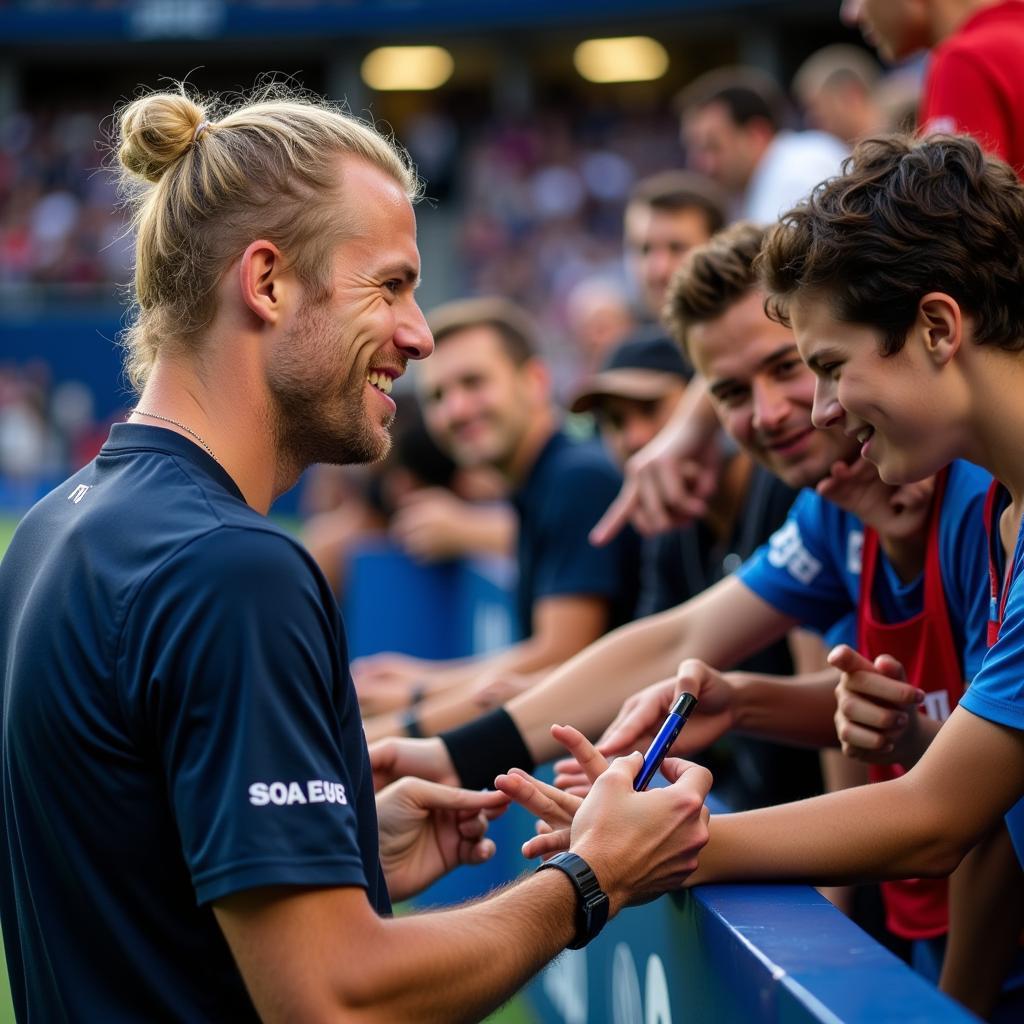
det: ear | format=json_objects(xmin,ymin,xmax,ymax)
[
  {"xmin": 916, "ymin": 292, "xmax": 962, "ymax": 367},
  {"xmin": 521, "ymin": 357, "xmax": 552, "ymax": 403},
  {"xmin": 238, "ymin": 240, "xmax": 288, "ymax": 326}
]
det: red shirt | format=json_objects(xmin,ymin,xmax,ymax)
[{"xmin": 920, "ymin": 0, "xmax": 1024, "ymax": 175}]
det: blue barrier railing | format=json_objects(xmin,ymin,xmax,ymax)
[{"xmin": 345, "ymin": 545, "xmax": 978, "ymax": 1024}]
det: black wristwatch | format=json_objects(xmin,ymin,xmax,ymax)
[{"xmin": 536, "ymin": 851, "xmax": 609, "ymax": 949}]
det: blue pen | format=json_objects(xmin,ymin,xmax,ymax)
[{"xmin": 633, "ymin": 692, "xmax": 698, "ymax": 791}]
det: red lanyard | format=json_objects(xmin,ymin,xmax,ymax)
[{"xmin": 985, "ymin": 480, "xmax": 1014, "ymax": 647}]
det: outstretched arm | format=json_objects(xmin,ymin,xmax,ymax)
[
  {"xmin": 690, "ymin": 706, "xmax": 1024, "ymax": 887},
  {"xmin": 216, "ymin": 753, "xmax": 711, "ymax": 1023}
]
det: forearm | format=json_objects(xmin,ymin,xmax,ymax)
[
  {"xmin": 456, "ymin": 504, "xmax": 517, "ymax": 558},
  {"xmin": 506, "ymin": 603, "xmax": 698, "ymax": 761},
  {"xmin": 372, "ymin": 631, "xmax": 604, "ymax": 742},
  {"xmin": 730, "ymin": 669, "xmax": 841, "ymax": 749},
  {"xmin": 351, "ymin": 872, "xmax": 577, "ymax": 1023},
  {"xmin": 690, "ymin": 706, "xmax": 1024, "ymax": 888},
  {"xmin": 690, "ymin": 775, "xmax": 965, "ymax": 888}
]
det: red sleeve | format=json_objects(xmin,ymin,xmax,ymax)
[{"xmin": 920, "ymin": 49, "xmax": 1011, "ymax": 163}]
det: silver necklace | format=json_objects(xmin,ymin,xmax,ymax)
[{"xmin": 131, "ymin": 409, "xmax": 220, "ymax": 465}]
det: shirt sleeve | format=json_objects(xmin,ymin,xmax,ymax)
[
  {"xmin": 119, "ymin": 526, "xmax": 371, "ymax": 905},
  {"xmin": 961, "ymin": 557, "xmax": 1024, "ymax": 731},
  {"xmin": 530, "ymin": 457, "xmax": 632, "ymax": 604},
  {"xmin": 922, "ymin": 49, "xmax": 1012, "ymax": 163},
  {"xmin": 736, "ymin": 490, "xmax": 854, "ymax": 634}
]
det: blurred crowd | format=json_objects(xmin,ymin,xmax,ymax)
[{"xmin": 0, "ymin": 43, "xmax": 917, "ymax": 489}]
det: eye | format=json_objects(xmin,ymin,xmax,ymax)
[
  {"xmin": 383, "ymin": 279, "xmax": 403, "ymax": 296},
  {"xmin": 818, "ymin": 362, "xmax": 842, "ymax": 381},
  {"xmin": 774, "ymin": 358, "xmax": 802, "ymax": 377},
  {"xmin": 715, "ymin": 388, "xmax": 748, "ymax": 409}
]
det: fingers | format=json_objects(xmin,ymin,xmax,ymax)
[
  {"xmin": 399, "ymin": 777, "xmax": 510, "ymax": 813},
  {"xmin": 550, "ymin": 724, "xmax": 609, "ymax": 783},
  {"xmin": 493, "ymin": 768, "xmax": 580, "ymax": 826},
  {"xmin": 873, "ymin": 653, "xmax": 910, "ymax": 684},
  {"xmin": 843, "ymin": 673, "xmax": 922, "ymax": 710},
  {"xmin": 660, "ymin": 757, "xmax": 714, "ymax": 799},
  {"xmin": 597, "ymin": 687, "xmax": 670, "ymax": 755},
  {"xmin": 676, "ymin": 658, "xmax": 713, "ymax": 695},
  {"xmin": 462, "ymin": 838, "xmax": 497, "ymax": 865},
  {"xmin": 589, "ymin": 486, "xmax": 634, "ymax": 546},
  {"xmin": 827, "ymin": 643, "xmax": 876, "ymax": 675},
  {"xmin": 523, "ymin": 827, "xmax": 572, "ymax": 861}
]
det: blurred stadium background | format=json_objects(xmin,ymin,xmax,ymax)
[
  {"xmin": 0, "ymin": 0, "xmax": 877, "ymax": 519},
  {"xmin": 0, "ymin": 2, "xmax": 898, "ymax": 1020}
]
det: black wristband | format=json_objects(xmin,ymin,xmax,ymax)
[
  {"xmin": 440, "ymin": 708, "xmax": 535, "ymax": 790},
  {"xmin": 536, "ymin": 851, "xmax": 609, "ymax": 949},
  {"xmin": 399, "ymin": 709, "xmax": 423, "ymax": 739}
]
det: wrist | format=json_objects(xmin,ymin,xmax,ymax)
[
  {"xmin": 440, "ymin": 708, "xmax": 535, "ymax": 790},
  {"xmin": 537, "ymin": 851, "xmax": 611, "ymax": 946},
  {"xmin": 716, "ymin": 673, "xmax": 745, "ymax": 730},
  {"xmin": 569, "ymin": 840, "xmax": 625, "ymax": 918}
]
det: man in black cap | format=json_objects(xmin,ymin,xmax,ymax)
[{"xmin": 569, "ymin": 335, "xmax": 691, "ymax": 470}]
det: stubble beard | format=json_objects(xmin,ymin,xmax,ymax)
[{"xmin": 268, "ymin": 309, "xmax": 392, "ymax": 472}]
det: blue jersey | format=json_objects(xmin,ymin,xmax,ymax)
[
  {"xmin": 960, "ymin": 486, "xmax": 1024, "ymax": 864},
  {"xmin": 0, "ymin": 424, "xmax": 387, "ymax": 1021},
  {"xmin": 737, "ymin": 460, "xmax": 993, "ymax": 681}
]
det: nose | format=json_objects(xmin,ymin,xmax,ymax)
[
  {"xmin": 751, "ymin": 377, "xmax": 791, "ymax": 433},
  {"xmin": 395, "ymin": 300, "xmax": 434, "ymax": 362},
  {"xmin": 811, "ymin": 377, "xmax": 844, "ymax": 430},
  {"xmin": 437, "ymin": 384, "xmax": 476, "ymax": 428}
]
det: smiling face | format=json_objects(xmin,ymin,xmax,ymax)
[
  {"xmin": 417, "ymin": 325, "xmax": 543, "ymax": 473},
  {"xmin": 624, "ymin": 202, "xmax": 714, "ymax": 317},
  {"xmin": 790, "ymin": 293, "xmax": 967, "ymax": 484},
  {"xmin": 687, "ymin": 288, "xmax": 857, "ymax": 487},
  {"xmin": 267, "ymin": 157, "xmax": 433, "ymax": 469},
  {"xmin": 593, "ymin": 387, "xmax": 686, "ymax": 466}
]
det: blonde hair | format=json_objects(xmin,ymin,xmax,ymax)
[{"xmin": 115, "ymin": 83, "xmax": 420, "ymax": 390}]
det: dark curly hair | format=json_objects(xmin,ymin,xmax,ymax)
[{"xmin": 757, "ymin": 133, "xmax": 1024, "ymax": 354}]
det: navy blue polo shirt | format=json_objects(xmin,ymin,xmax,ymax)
[
  {"xmin": 511, "ymin": 429, "xmax": 639, "ymax": 639},
  {"xmin": 0, "ymin": 423, "xmax": 387, "ymax": 1021}
]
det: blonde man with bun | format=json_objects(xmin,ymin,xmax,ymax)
[{"xmin": 0, "ymin": 85, "xmax": 712, "ymax": 1022}]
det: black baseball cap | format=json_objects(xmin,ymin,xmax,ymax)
[{"xmin": 570, "ymin": 333, "xmax": 691, "ymax": 414}]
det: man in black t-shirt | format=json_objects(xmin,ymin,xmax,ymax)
[{"xmin": 0, "ymin": 87, "xmax": 713, "ymax": 1022}]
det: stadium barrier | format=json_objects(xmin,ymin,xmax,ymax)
[{"xmin": 345, "ymin": 545, "xmax": 976, "ymax": 1023}]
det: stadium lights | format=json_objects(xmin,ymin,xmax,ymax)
[
  {"xmin": 573, "ymin": 36, "xmax": 669, "ymax": 84},
  {"xmin": 361, "ymin": 46, "xmax": 455, "ymax": 91}
]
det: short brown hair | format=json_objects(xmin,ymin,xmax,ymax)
[
  {"xmin": 627, "ymin": 171, "xmax": 728, "ymax": 237},
  {"xmin": 665, "ymin": 221, "xmax": 766, "ymax": 350},
  {"xmin": 427, "ymin": 296, "xmax": 539, "ymax": 365},
  {"xmin": 758, "ymin": 133, "xmax": 1024, "ymax": 354},
  {"xmin": 676, "ymin": 66, "xmax": 788, "ymax": 133}
]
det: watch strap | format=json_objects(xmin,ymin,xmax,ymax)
[{"xmin": 536, "ymin": 851, "xmax": 609, "ymax": 949}]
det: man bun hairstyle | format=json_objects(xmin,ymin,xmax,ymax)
[
  {"xmin": 665, "ymin": 221, "xmax": 766, "ymax": 352},
  {"xmin": 758, "ymin": 133, "xmax": 1024, "ymax": 354},
  {"xmin": 115, "ymin": 82, "xmax": 420, "ymax": 390}
]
